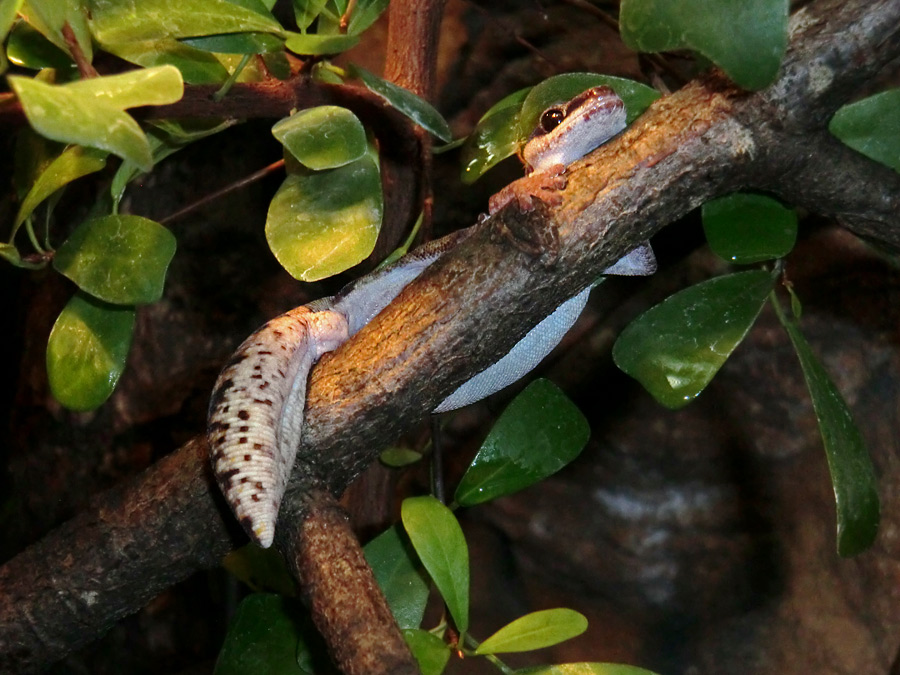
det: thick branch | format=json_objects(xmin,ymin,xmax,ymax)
[
  {"xmin": 280, "ymin": 490, "xmax": 419, "ymax": 675},
  {"xmin": 0, "ymin": 437, "xmax": 239, "ymax": 674}
]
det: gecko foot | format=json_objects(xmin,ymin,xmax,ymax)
[{"xmin": 488, "ymin": 164, "xmax": 567, "ymax": 215}]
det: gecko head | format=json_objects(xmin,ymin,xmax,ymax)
[{"xmin": 522, "ymin": 85, "xmax": 627, "ymax": 173}]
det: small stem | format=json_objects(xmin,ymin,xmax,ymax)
[
  {"xmin": 159, "ymin": 159, "xmax": 285, "ymax": 225},
  {"xmin": 61, "ymin": 23, "xmax": 98, "ymax": 78},
  {"xmin": 340, "ymin": 0, "xmax": 358, "ymax": 31},
  {"xmin": 430, "ymin": 415, "xmax": 446, "ymax": 504},
  {"xmin": 213, "ymin": 54, "xmax": 253, "ymax": 102}
]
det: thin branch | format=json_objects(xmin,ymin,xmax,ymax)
[
  {"xmin": 159, "ymin": 160, "xmax": 285, "ymax": 226},
  {"xmin": 61, "ymin": 23, "xmax": 98, "ymax": 79}
]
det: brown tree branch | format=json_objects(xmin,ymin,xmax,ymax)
[
  {"xmin": 281, "ymin": 489, "xmax": 419, "ymax": 675},
  {"xmin": 1, "ymin": 0, "xmax": 899, "ymax": 671}
]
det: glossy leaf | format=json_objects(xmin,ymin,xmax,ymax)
[
  {"xmin": 101, "ymin": 38, "xmax": 229, "ymax": 84},
  {"xmin": 613, "ymin": 271, "xmax": 775, "ymax": 409},
  {"xmin": 517, "ymin": 664, "xmax": 661, "ymax": 675},
  {"xmin": 223, "ymin": 545, "xmax": 298, "ymax": 596},
  {"xmin": 293, "ymin": 0, "xmax": 329, "ymax": 31},
  {"xmin": 66, "ymin": 65, "xmax": 184, "ymax": 107},
  {"xmin": 364, "ymin": 525, "xmax": 430, "ymax": 630},
  {"xmin": 53, "ymin": 215, "xmax": 177, "ymax": 304},
  {"xmin": 9, "ymin": 66, "xmax": 184, "ymax": 170},
  {"xmin": 1, "ymin": 0, "xmax": 25, "ymax": 74},
  {"xmin": 21, "ymin": 0, "xmax": 93, "ymax": 62},
  {"xmin": 6, "ymin": 20, "xmax": 76, "ymax": 70},
  {"xmin": 702, "ymin": 193, "xmax": 797, "ymax": 264},
  {"xmin": 403, "ymin": 629, "xmax": 450, "ymax": 675},
  {"xmin": 829, "ymin": 88, "xmax": 900, "ymax": 173},
  {"xmin": 460, "ymin": 87, "xmax": 531, "ymax": 184},
  {"xmin": 775, "ymin": 300, "xmax": 880, "ymax": 557},
  {"xmin": 476, "ymin": 608, "xmax": 587, "ymax": 655},
  {"xmin": 88, "ymin": 0, "xmax": 283, "ymax": 44},
  {"xmin": 284, "ymin": 31, "xmax": 359, "ymax": 55},
  {"xmin": 181, "ymin": 31, "xmax": 284, "ymax": 54},
  {"xmin": 47, "ymin": 293, "xmax": 135, "ymax": 411},
  {"xmin": 266, "ymin": 151, "xmax": 382, "ymax": 281},
  {"xmin": 213, "ymin": 593, "xmax": 309, "ymax": 675},
  {"xmin": 14, "ymin": 145, "xmax": 107, "ymax": 234},
  {"xmin": 455, "ymin": 379, "xmax": 590, "ymax": 506},
  {"xmin": 349, "ymin": 64, "xmax": 453, "ymax": 142},
  {"xmin": 272, "ymin": 106, "xmax": 367, "ymax": 170},
  {"xmin": 401, "ymin": 496, "xmax": 469, "ymax": 633},
  {"xmin": 619, "ymin": 0, "xmax": 788, "ymax": 90},
  {"xmin": 346, "ymin": 0, "xmax": 389, "ymax": 35}
]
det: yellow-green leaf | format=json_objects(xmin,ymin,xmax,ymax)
[
  {"xmin": 14, "ymin": 145, "xmax": 107, "ymax": 234},
  {"xmin": 401, "ymin": 496, "xmax": 469, "ymax": 633},
  {"xmin": 53, "ymin": 215, "xmax": 177, "ymax": 304},
  {"xmin": 47, "ymin": 293, "xmax": 135, "ymax": 411},
  {"xmin": 272, "ymin": 106, "xmax": 367, "ymax": 170},
  {"xmin": 476, "ymin": 609, "xmax": 587, "ymax": 655},
  {"xmin": 266, "ymin": 151, "xmax": 382, "ymax": 281}
]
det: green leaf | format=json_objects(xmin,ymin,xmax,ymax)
[
  {"xmin": 1, "ymin": 0, "xmax": 26, "ymax": 74},
  {"xmin": 829, "ymin": 88, "xmax": 900, "ymax": 173},
  {"xmin": 293, "ymin": 0, "xmax": 329, "ymax": 31},
  {"xmin": 455, "ymin": 379, "xmax": 590, "ymax": 506},
  {"xmin": 266, "ymin": 150, "xmax": 382, "ymax": 281},
  {"xmin": 14, "ymin": 145, "xmax": 107, "ymax": 236},
  {"xmin": 88, "ymin": 0, "xmax": 284, "ymax": 44},
  {"xmin": 6, "ymin": 20, "xmax": 76, "ymax": 70},
  {"xmin": 402, "ymin": 629, "xmax": 450, "ymax": 675},
  {"xmin": 476, "ymin": 608, "xmax": 587, "ymax": 655},
  {"xmin": 46, "ymin": 293, "xmax": 135, "ymax": 411},
  {"xmin": 619, "ymin": 0, "xmax": 788, "ymax": 90},
  {"xmin": 517, "ymin": 663, "xmax": 661, "ymax": 675},
  {"xmin": 223, "ymin": 545, "xmax": 299, "ymax": 596},
  {"xmin": 349, "ymin": 64, "xmax": 453, "ymax": 142},
  {"xmin": 272, "ymin": 106, "xmax": 367, "ymax": 170},
  {"xmin": 284, "ymin": 31, "xmax": 359, "ymax": 55},
  {"xmin": 214, "ymin": 593, "xmax": 310, "ymax": 675},
  {"xmin": 363, "ymin": 525, "xmax": 430, "ymax": 630},
  {"xmin": 613, "ymin": 270, "xmax": 775, "ymax": 409},
  {"xmin": 401, "ymin": 496, "xmax": 469, "ymax": 633},
  {"xmin": 21, "ymin": 0, "xmax": 93, "ymax": 62},
  {"xmin": 100, "ymin": 38, "xmax": 230, "ymax": 84},
  {"xmin": 53, "ymin": 215, "xmax": 177, "ymax": 304},
  {"xmin": 701, "ymin": 193, "xmax": 797, "ymax": 264},
  {"xmin": 66, "ymin": 65, "xmax": 185, "ymax": 107},
  {"xmin": 379, "ymin": 447, "xmax": 424, "ymax": 467},
  {"xmin": 346, "ymin": 0, "xmax": 388, "ymax": 35},
  {"xmin": 181, "ymin": 31, "xmax": 284, "ymax": 54},
  {"xmin": 774, "ymin": 297, "xmax": 880, "ymax": 557},
  {"xmin": 461, "ymin": 87, "xmax": 531, "ymax": 184},
  {"xmin": 9, "ymin": 66, "xmax": 184, "ymax": 170},
  {"xmin": 0, "ymin": 0, "xmax": 22, "ymax": 42}
]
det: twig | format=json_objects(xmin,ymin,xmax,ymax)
[{"xmin": 159, "ymin": 160, "xmax": 285, "ymax": 226}]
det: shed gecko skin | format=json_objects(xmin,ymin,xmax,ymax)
[{"xmin": 209, "ymin": 86, "xmax": 655, "ymax": 548}]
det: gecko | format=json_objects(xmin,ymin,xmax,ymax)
[{"xmin": 207, "ymin": 85, "xmax": 656, "ymax": 548}]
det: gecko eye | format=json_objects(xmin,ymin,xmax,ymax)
[{"xmin": 539, "ymin": 108, "xmax": 565, "ymax": 132}]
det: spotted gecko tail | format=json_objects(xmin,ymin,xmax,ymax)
[{"xmin": 207, "ymin": 305, "xmax": 348, "ymax": 548}]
